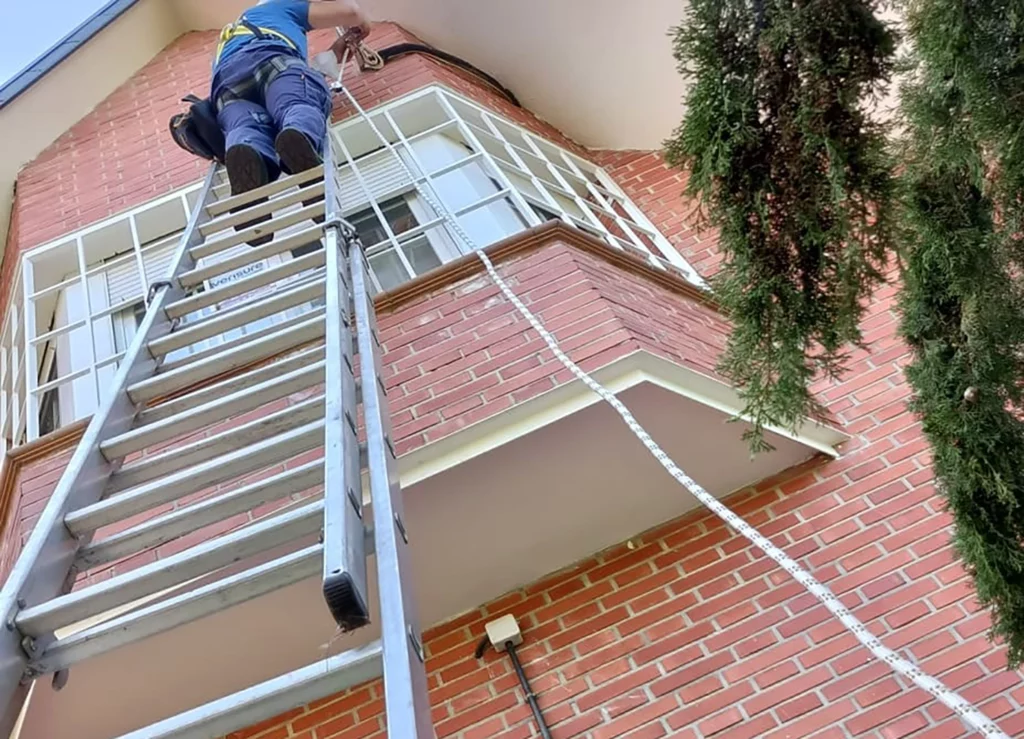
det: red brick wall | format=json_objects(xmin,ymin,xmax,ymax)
[
  {"xmin": 379, "ymin": 238, "xmax": 727, "ymax": 455},
  {"xmin": 220, "ymin": 240, "xmax": 1024, "ymax": 739},
  {"xmin": 0, "ymin": 444, "xmax": 75, "ymax": 583}
]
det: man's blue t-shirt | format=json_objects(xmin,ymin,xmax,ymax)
[{"xmin": 215, "ymin": 0, "xmax": 312, "ymax": 70}]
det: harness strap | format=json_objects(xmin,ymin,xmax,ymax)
[
  {"xmin": 213, "ymin": 55, "xmax": 307, "ymax": 112},
  {"xmin": 215, "ymin": 18, "xmax": 299, "ymax": 65}
]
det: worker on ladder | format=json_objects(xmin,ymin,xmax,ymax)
[{"xmin": 212, "ymin": 0, "xmax": 370, "ymax": 197}]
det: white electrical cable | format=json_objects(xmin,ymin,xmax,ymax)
[{"xmin": 329, "ymin": 65, "xmax": 1009, "ymax": 738}]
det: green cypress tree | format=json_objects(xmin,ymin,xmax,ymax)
[
  {"xmin": 897, "ymin": 0, "xmax": 1024, "ymax": 666},
  {"xmin": 665, "ymin": 0, "xmax": 897, "ymax": 451}
]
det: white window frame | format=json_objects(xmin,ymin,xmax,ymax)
[{"xmin": 3, "ymin": 83, "xmax": 701, "ymax": 445}]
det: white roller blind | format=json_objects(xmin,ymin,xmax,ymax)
[
  {"xmin": 103, "ymin": 236, "xmax": 180, "ymax": 308},
  {"xmin": 337, "ymin": 148, "xmax": 413, "ymax": 214}
]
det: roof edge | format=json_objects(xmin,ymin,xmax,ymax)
[{"xmin": 0, "ymin": 0, "xmax": 143, "ymax": 110}]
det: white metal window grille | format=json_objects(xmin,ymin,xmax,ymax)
[
  {"xmin": 328, "ymin": 86, "xmax": 704, "ymax": 286},
  {"xmin": 0, "ymin": 84, "xmax": 700, "ymax": 446}
]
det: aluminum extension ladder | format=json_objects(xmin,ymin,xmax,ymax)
[{"xmin": 0, "ymin": 142, "xmax": 433, "ymax": 738}]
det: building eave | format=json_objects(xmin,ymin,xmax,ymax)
[
  {"xmin": 0, "ymin": 0, "xmax": 144, "ymax": 111},
  {"xmin": 0, "ymin": 0, "xmax": 186, "ymax": 267}
]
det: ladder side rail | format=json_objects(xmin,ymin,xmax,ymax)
[
  {"xmin": 321, "ymin": 142, "xmax": 371, "ymax": 629},
  {"xmin": 0, "ymin": 164, "xmax": 219, "ymax": 736},
  {"xmin": 351, "ymin": 242, "xmax": 433, "ymax": 737}
]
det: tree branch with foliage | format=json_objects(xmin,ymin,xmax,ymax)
[
  {"xmin": 665, "ymin": 0, "xmax": 897, "ymax": 451},
  {"xmin": 897, "ymin": 0, "xmax": 1024, "ymax": 666}
]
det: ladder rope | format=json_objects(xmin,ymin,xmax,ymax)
[{"xmin": 332, "ymin": 85, "xmax": 1009, "ymax": 737}]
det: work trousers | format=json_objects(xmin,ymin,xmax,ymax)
[{"xmin": 211, "ymin": 42, "xmax": 333, "ymax": 181}]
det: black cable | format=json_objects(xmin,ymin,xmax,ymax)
[
  {"xmin": 506, "ymin": 642, "xmax": 554, "ymax": 739},
  {"xmin": 375, "ymin": 43, "xmax": 521, "ymax": 108},
  {"xmin": 475, "ymin": 635, "xmax": 554, "ymax": 737}
]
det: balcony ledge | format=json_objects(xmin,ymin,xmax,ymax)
[{"xmin": 399, "ymin": 348, "xmax": 846, "ymax": 491}]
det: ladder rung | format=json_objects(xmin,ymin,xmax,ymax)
[
  {"xmin": 157, "ymin": 307, "xmax": 325, "ymax": 375},
  {"xmin": 206, "ymin": 166, "xmax": 325, "ymax": 217},
  {"xmin": 107, "ymin": 396, "xmax": 324, "ymax": 495},
  {"xmin": 138, "ymin": 345, "xmax": 325, "ymax": 426},
  {"xmin": 192, "ymin": 202, "xmax": 325, "ymax": 261},
  {"xmin": 127, "ymin": 314, "xmax": 325, "ymax": 403},
  {"xmin": 64, "ymin": 420, "xmax": 324, "ymax": 537},
  {"xmin": 102, "ymin": 361, "xmax": 326, "ymax": 460},
  {"xmin": 165, "ymin": 248, "xmax": 326, "ymax": 320},
  {"xmin": 78, "ymin": 460, "xmax": 325, "ymax": 568},
  {"xmin": 149, "ymin": 277, "xmax": 326, "ymax": 357},
  {"xmin": 37, "ymin": 544, "xmax": 326, "ymax": 675},
  {"xmin": 200, "ymin": 181, "xmax": 326, "ymax": 237},
  {"xmin": 178, "ymin": 224, "xmax": 323, "ymax": 289},
  {"xmin": 113, "ymin": 641, "xmax": 383, "ymax": 739},
  {"xmin": 17, "ymin": 501, "xmax": 324, "ymax": 637}
]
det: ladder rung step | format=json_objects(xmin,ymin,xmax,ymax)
[
  {"xmin": 107, "ymin": 395, "xmax": 324, "ymax": 495},
  {"xmin": 127, "ymin": 314, "xmax": 325, "ymax": 404},
  {"xmin": 64, "ymin": 420, "xmax": 324, "ymax": 537},
  {"xmin": 157, "ymin": 306, "xmax": 325, "ymax": 375},
  {"xmin": 179, "ymin": 224, "xmax": 323, "ymax": 289},
  {"xmin": 78, "ymin": 460, "xmax": 325, "ymax": 568},
  {"xmin": 165, "ymin": 248, "xmax": 326, "ymax": 320},
  {"xmin": 37, "ymin": 544, "xmax": 326, "ymax": 675},
  {"xmin": 192, "ymin": 202, "xmax": 326, "ymax": 261},
  {"xmin": 114, "ymin": 641, "xmax": 383, "ymax": 739},
  {"xmin": 138, "ymin": 345, "xmax": 325, "ymax": 426},
  {"xmin": 17, "ymin": 501, "xmax": 324, "ymax": 637},
  {"xmin": 206, "ymin": 166, "xmax": 325, "ymax": 217},
  {"xmin": 200, "ymin": 181, "xmax": 326, "ymax": 237},
  {"xmin": 150, "ymin": 277, "xmax": 327, "ymax": 357},
  {"xmin": 102, "ymin": 361, "xmax": 326, "ymax": 460}
]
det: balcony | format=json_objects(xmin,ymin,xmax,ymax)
[{"xmin": 1, "ymin": 87, "xmax": 845, "ymax": 738}]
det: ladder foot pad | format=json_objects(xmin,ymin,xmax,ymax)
[{"xmin": 323, "ymin": 572, "xmax": 371, "ymax": 632}]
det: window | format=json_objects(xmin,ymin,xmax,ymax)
[
  {"xmin": 112, "ymin": 301, "xmax": 146, "ymax": 355},
  {"xmin": 354, "ymin": 198, "xmax": 443, "ymax": 291},
  {"xmin": 531, "ymin": 204, "xmax": 560, "ymax": 224},
  {"xmin": 291, "ymin": 196, "xmax": 447, "ymax": 294},
  {"xmin": 38, "ymin": 350, "xmax": 59, "ymax": 437},
  {"xmin": 5, "ymin": 85, "xmax": 699, "ymax": 445}
]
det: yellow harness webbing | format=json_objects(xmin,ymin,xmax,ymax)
[{"xmin": 214, "ymin": 20, "xmax": 299, "ymax": 65}]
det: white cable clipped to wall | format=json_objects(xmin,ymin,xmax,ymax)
[{"xmin": 330, "ymin": 64, "xmax": 1009, "ymax": 738}]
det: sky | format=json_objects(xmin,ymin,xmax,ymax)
[{"xmin": 0, "ymin": 0, "xmax": 110, "ymax": 87}]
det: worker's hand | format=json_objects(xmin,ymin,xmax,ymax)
[
  {"xmin": 310, "ymin": 0, "xmax": 372, "ymax": 39},
  {"xmin": 342, "ymin": 1, "xmax": 371, "ymax": 39},
  {"xmin": 330, "ymin": 27, "xmax": 369, "ymax": 63}
]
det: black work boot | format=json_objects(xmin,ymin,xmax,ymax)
[
  {"xmin": 225, "ymin": 144, "xmax": 274, "ymax": 246},
  {"xmin": 275, "ymin": 128, "xmax": 326, "ymax": 224}
]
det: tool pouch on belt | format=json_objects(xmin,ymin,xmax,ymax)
[{"xmin": 169, "ymin": 94, "xmax": 226, "ymax": 163}]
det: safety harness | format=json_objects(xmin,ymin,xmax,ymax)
[{"xmin": 214, "ymin": 18, "xmax": 299, "ymax": 66}]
